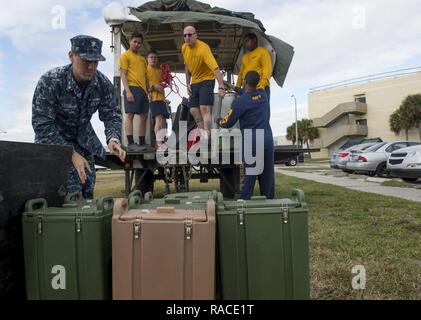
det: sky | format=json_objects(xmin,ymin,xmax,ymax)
[{"xmin": 1, "ymin": 0, "xmax": 421, "ymax": 144}]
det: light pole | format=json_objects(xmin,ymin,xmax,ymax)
[{"xmin": 291, "ymin": 94, "xmax": 299, "ymax": 166}]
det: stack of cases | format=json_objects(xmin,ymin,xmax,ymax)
[{"xmin": 22, "ymin": 194, "xmax": 113, "ymax": 300}]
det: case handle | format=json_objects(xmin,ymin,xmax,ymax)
[
  {"xmin": 64, "ymin": 192, "xmax": 83, "ymax": 204},
  {"xmin": 25, "ymin": 198, "xmax": 48, "ymax": 213},
  {"xmin": 144, "ymin": 192, "xmax": 153, "ymax": 203},
  {"xmin": 250, "ymin": 196, "xmax": 267, "ymax": 200},
  {"xmin": 128, "ymin": 190, "xmax": 143, "ymax": 210},
  {"xmin": 156, "ymin": 207, "xmax": 175, "ymax": 214},
  {"xmin": 96, "ymin": 196, "xmax": 114, "ymax": 211},
  {"xmin": 164, "ymin": 198, "xmax": 181, "ymax": 205},
  {"xmin": 291, "ymin": 188, "xmax": 306, "ymax": 205},
  {"xmin": 174, "ymin": 194, "xmax": 188, "ymax": 199}
]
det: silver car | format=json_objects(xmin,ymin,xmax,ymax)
[
  {"xmin": 333, "ymin": 143, "xmax": 378, "ymax": 171},
  {"xmin": 387, "ymin": 144, "xmax": 421, "ymax": 182},
  {"xmin": 346, "ymin": 141, "xmax": 421, "ymax": 177}
]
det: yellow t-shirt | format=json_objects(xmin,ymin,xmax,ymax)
[
  {"xmin": 236, "ymin": 47, "xmax": 272, "ymax": 89},
  {"xmin": 119, "ymin": 49, "xmax": 147, "ymax": 92},
  {"xmin": 147, "ymin": 65, "xmax": 165, "ymax": 102},
  {"xmin": 182, "ymin": 39, "xmax": 219, "ymax": 84}
]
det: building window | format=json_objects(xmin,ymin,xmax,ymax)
[
  {"xmin": 356, "ymin": 119, "xmax": 367, "ymax": 126},
  {"xmin": 354, "ymin": 94, "xmax": 366, "ymax": 103}
]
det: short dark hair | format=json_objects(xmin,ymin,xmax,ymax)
[
  {"xmin": 130, "ymin": 32, "xmax": 143, "ymax": 40},
  {"xmin": 147, "ymin": 49, "xmax": 158, "ymax": 56},
  {"xmin": 244, "ymin": 71, "xmax": 260, "ymax": 88},
  {"xmin": 244, "ymin": 33, "xmax": 258, "ymax": 42}
]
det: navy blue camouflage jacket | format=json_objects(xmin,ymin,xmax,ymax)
[{"xmin": 32, "ymin": 64, "xmax": 121, "ymax": 159}]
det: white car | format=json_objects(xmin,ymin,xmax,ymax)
[
  {"xmin": 346, "ymin": 141, "xmax": 421, "ymax": 177},
  {"xmin": 387, "ymin": 144, "xmax": 421, "ymax": 182}
]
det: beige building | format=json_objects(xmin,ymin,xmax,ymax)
[
  {"xmin": 273, "ymin": 135, "xmax": 291, "ymax": 146},
  {"xmin": 308, "ymin": 70, "xmax": 421, "ymax": 158}
]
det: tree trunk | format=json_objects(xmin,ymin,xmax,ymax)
[
  {"xmin": 405, "ymin": 129, "xmax": 409, "ymax": 141},
  {"xmin": 306, "ymin": 141, "xmax": 311, "ymax": 159},
  {"xmin": 418, "ymin": 123, "xmax": 421, "ymax": 141}
]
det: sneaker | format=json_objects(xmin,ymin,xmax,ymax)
[
  {"xmin": 126, "ymin": 143, "xmax": 143, "ymax": 152},
  {"xmin": 141, "ymin": 144, "xmax": 156, "ymax": 152}
]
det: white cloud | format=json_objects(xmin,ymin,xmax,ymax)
[
  {"xmin": 0, "ymin": 50, "xmax": 4, "ymax": 91},
  {"xmin": 270, "ymin": 102, "xmax": 308, "ymax": 137},
  {"xmin": 2, "ymin": 0, "xmax": 421, "ymax": 142}
]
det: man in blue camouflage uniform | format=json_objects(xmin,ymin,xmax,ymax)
[{"xmin": 32, "ymin": 35, "xmax": 126, "ymax": 199}]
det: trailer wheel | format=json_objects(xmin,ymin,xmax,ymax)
[
  {"xmin": 174, "ymin": 167, "xmax": 189, "ymax": 193},
  {"xmin": 287, "ymin": 158, "xmax": 297, "ymax": 166}
]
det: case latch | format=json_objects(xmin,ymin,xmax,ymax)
[
  {"xmin": 185, "ymin": 217, "xmax": 193, "ymax": 240},
  {"xmin": 133, "ymin": 219, "xmax": 141, "ymax": 239}
]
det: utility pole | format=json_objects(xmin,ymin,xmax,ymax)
[{"xmin": 291, "ymin": 94, "xmax": 299, "ymax": 166}]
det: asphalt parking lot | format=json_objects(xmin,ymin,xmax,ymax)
[{"xmin": 276, "ymin": 162, "xmax": 421, "ymax": 203}]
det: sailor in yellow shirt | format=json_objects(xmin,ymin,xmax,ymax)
[
  {"xmin": 182, "ymin": 26, "xmax": 226, "ymax": 141},
  {"xmin": 119, "ymin": 32, "xmax": 151, "ymax": 151},
  {"xmin": 147, "ymin": 50, "xmax": 170, "ymax": 147},
  {"xmin": 236, "ymin": 33, "xmax": 272, "ymax": 108}
]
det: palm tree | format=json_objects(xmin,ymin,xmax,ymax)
[
  {"xmin": 286, "ymin": 119, "xmax": 319, "ymax": 157},
  {"xmin": 287, "ymin": 121, "xmax": 303, "ymax": 145},
  {"xmin": 300, "ymin": 119, "xmax": 319, "ymax": 157},
  {"xmin": 389, "ymin": 109, "xmax": 408, "ymax": 140},
  {"xmin": 401, "ymin": 94, "xmax": 421, "ymax": 140},
  {"xmin": 390, "ymin": 94, "xmax": 421, "ymax": 140}
]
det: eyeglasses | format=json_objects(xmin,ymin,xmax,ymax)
[{"xmin": 184, "ymin": 33, "xmax": 196, "ymax": 38}]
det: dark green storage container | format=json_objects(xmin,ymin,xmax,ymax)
[
  {"xmin": 22, "ymin": 194, "xmax": 113, "ymax": 300},
  {"xmin": 217, "ymin": 189, "xmax": 310, "ymax": 300}
]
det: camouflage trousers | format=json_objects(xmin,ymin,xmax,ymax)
[{"xmin": 66, "ymin": 148, "xmax": 96, "ymax": 199}]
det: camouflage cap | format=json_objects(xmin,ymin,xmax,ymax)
[{"xmin": 70, "ymin": 35, "xmax": 106, "ymax": 61}]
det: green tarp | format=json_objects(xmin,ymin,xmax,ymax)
[{"xmin": 129, "ymin": 0, "xmax": 294, "ymax": 87}]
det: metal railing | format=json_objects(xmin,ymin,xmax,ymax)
[{"xmin": 310, "ymin": 67, "xmax": 421, "ymax": 92}]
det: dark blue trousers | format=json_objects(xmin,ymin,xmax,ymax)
[
  {"xmin": 240, "ymin": 146, "xmax": 275, "ymax": 200},
  {"xmin": 66, "ymin": 148, "xmax": 96, "ymax": 199}
]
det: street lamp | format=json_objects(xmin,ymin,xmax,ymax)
[{"xmin": 291, "ymin": 94, "xmax": 299, "ymax": 166}]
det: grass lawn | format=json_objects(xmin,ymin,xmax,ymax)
[
  {"xmin": 95, "ymin": 171, "xmax": 421, "ymax": 300},
  {"xmin": 382, "ymin": 179, "xmax": 421, "ymax": 190}
]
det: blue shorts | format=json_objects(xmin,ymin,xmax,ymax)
[
  {"xmin": 188, "ymin": 79, "xmax": 215, "ymax": 108},
  {"xmin": 150, "ymin": 101, "xmax": 170, "ymax": 119},
  {"xmin": 124, "ymin": 86, "xmax": 149, "ymax": 114}
]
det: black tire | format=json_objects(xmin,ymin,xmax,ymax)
[
  {"xmin": 375, "ymin": 162, "xmax": 390, "ymax": 178},
  {"xmin": 402, "ymin": 177, "xmax": 418, "ymax": 182},
  {"xmin": 173, "ymin": 167, "xmax": 189, "ymax": 193},
  {"xmin": 367, "ymin": 171, "xmax": 376, "ymax": 177},
  {"xmin": 134, "ymin": 169, "xmax": 154, "ymax": 195},
  {"xmin": 288, "ymin": 158, "xmax": 297, "ymax": 166}
]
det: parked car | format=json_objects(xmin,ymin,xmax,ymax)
[
  {"xmin": 332, "ymin": 143, "xmax": 378, "ymax": 171},
  {"xmin": 330, "ymin": 137, "xmax": 383, "ymax": 168},
  {"xmin": 387, "ymin": 144, "xmax": 421, "ymax": 182},
  {"xmin": 345, "ymin": 141, "xmax": 421, "ymax": 177}
]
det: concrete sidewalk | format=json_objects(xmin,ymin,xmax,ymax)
[{"xmin": 276, "ymin": 168, "xmax": 421, "ymax": 203}]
